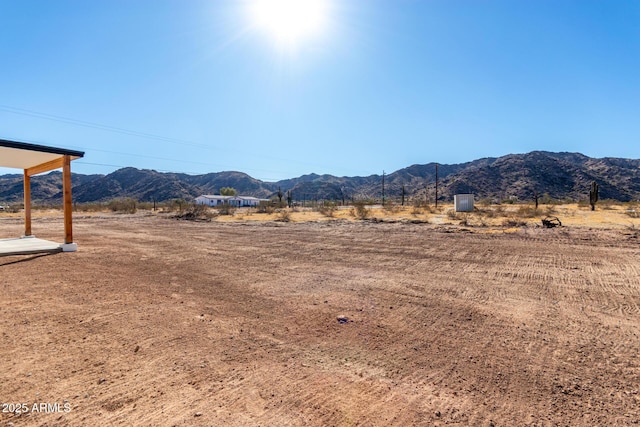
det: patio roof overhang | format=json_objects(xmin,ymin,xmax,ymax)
[
  {"xmin": 0, "ymin": 139, "xmax": 85, "ymax": 253},
  {"xmin": 0, "ymin": 139, "xmax": 84, "ymax": 175}
]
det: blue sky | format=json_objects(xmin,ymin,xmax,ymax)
[{"xmin": 1, "ymin": 0, "xmax": 638, "ymax": 181}]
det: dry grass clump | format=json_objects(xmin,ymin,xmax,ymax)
[
  {"xmin": 383, "ymin": 203, "xmax": 401, "ymax": 214},
  {"xmin": 74, "ymin": 202, "xmax": 105, "ymax": 212},
  {"xmin": 410, "ymin": 205, "xmax": 423, "ymax": 216},
  {"xmin": 216, "ymin": 204, "xmax": 236, "ymax": 216},
  {"xmin": 0, "ymin": 204, "xmax": 23, "ymax": 213},
  {"xmin": 276, "ymin": 209, "xmax": 291, "ymax": 222},
  {"xmin": 446, "ymin": 210, "xmax": 459, "ymax": 220},
  {"xmin": 474, "ymin": 205, "xmax": 506, "ymax": 218},
  {"xmin": 515, "ymin": 205, "xmax": 539, "ymax": 218},
  {"xmin": 625, "ymin": 209, "xmax": 639, "ymax": 218},
  {"xmin": 317, "ymin": 203, "xmax": 337, "ymax": 218},
  {"xmin": 174, "ymin": 203, "xmax": 215, "ymax": 221},
  {"xmin": 108, "ymin": 198, "xmax": 137, "ymax": 214},
  {"xmin": 502, "ymin": 218, "xmax": 528, "ymax": 227},
  {"xmin": 350, "ymin": 201, "xmax": 370, "ymax": 220},
  {"xmin": 257, "ymin": 203, "xmax": 275, "ymax": 214}
]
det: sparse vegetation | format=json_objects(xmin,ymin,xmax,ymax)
[
  {"xmin": 74, "ymin": 202, "xmax": 106, "ymax": 212},
  {"xmin": 317, "ymin": 202, "xmax": 337, "ymax": 218},
  {"xmin": 175, "ymin": 203, "xmax": 215, "ymax": 221},
  {"xmin": 383, "ymin": 203, "xmax": 401, "ymax": 214},
  {"xmin": 257, "ymin": 201, "xmax": 274, "ymax": 214},
  {"xmin": 0, "ymin": 204, "xmax": 22, "ymax": 213},
  {"xmin": 446, "ymin": 210, "xmax": 459, "ymax": 220},
  {"xmin": 108, "ymin": 198, "xmax": 137, "ymax": 214},
  {"xmin": 502, "ymin": 218, "xmax": 528, "ymax": 227},
  {"xmin": 515, "ymin": 205, "xmax": 538, "ymax": 218},
  {"xmin": 350, "ymin": 200, "xmax": 370, "ymax": 220},
  {"xmin": 276, "ymin": 209, "xmax": 291, "ymax": 222},
  {"xmin": 410, "ymin": 205, "xmax": 423, "ymax": 216},
  {"xmin": 216, "ymin": 204, "xmax": 236, "ymax": 216},
  {"xmin": 172, "ymin": 198, "xmax": 187, "ymax": 212}
]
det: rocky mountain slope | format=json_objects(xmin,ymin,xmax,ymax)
[{"xmin": 0, "ymin": 151, "xmax": 638, "ymax": 204}]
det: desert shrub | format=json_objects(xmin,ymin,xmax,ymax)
[
  {"xmin": 32, "ymin": 203, "xmax": 58, "ymax": 211},
  {"xmin": 317, "ymin": 202, "xmax": 337, "ymax": 218},
  {"xmin": 539, "ymin": 193, "xmax": 562, "ymax": 205},
  {"xmin": 516, "ymin": 205, "xmax": 538, "ymax": 218},
  {"xmin": 625, "ymin": 209, "xmax": 638, "ymax": 218},
  {"xmin": 166, "ymin": 199, "xmax": 188, "ymax": 212},
  {"xmin": 493, "ymin": 205, "xmax": 506, "ymax": 217},
  {"xmin": 475, "ymin": 206, "xmax": 499, "ymax": 219},
  {"xmin": 175, "ymin": 203, "xmax": 216, "ymax": 221},
  {"xmin": 257, "ymin": 201, "xmax": 274, "ymax": 214},
  {"xmin": 77, "ymin": 202, "xmax": 108, "ymax": 212},
  {"xmin": 577, "ymin": 200, "xmax": 590, "ymax": 209},
  {"xmin": 600, "ymin": 199, "xmax": 618, "ymax": 210},
  {"xmin": 502, "ymin": 218, "xmax": 527, "ymax": 227},
  {"xmin": 446, "ymin": 210, "xmax": 459, "ymax": 220},
  {"xmin": 350, "ymin": 201, "xmax": 370, "ymax": 220},
  {"xmin": 276, "ymin": 209, "xmax": 291, "ymax": 222},
  {"xmin": 0, "ymin": 204, "xmax": 22, "ymax": 213},
  {"xmin": 412, "ymin": 201, "xmax": 435, "ymax": 214},
  {"xmin": 216, "ymin": 203, "xmax": 236, "ymax": 216},
  {"xmin": 383, "ymin": 203, "xmax": 401, "ymax": 214},
  {"xmin": 108, "ymin": 198, "xmax": 137, "ymax": 214}
]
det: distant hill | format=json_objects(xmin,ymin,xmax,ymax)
[
  {"xmin": 0, "ymin": 151, "xmax": 639, "ymax": 204},
  {"xmin": 0, "ymin": 171, "xmax": 102, "ymax": 203}
]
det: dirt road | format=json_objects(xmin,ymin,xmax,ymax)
[{"xmin": 1, "ymin": 214, "xmax": 639, "ymax": 426}]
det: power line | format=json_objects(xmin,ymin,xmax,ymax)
[
  {"xmin": 0, "ymin": 104, "xmax": 211, "ymax": 149},
  {"xmin": 0, "ymin": 104, "xmax": 377, "ymax": 177}
]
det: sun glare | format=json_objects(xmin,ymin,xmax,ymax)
[{"xmin": 249, "ymin": 0, "xmax": 330, "ymax": 47}]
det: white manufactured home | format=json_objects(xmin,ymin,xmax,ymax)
[{"xmin": 195, "ymin": 195, "xmax": 268, "ymax": 207}]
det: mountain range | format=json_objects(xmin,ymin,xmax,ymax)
[{"xmin": 1, "ymin": 151, "xmax": 639, "ymax": 204}]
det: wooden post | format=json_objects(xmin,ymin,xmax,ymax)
[
  {"xmin": 62, "ymin": 155, "xmax": 73, "ymax": 244},
  {"xmin": 24, "ymin": 170, "xmax": 32, "ymax": 236}
]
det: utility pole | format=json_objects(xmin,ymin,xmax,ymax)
[
  {"xmin": 435, "ymin": 164, "xmax": 439, "ymax": 208},
  {"xmin": 382, "ymin": 170, "xmax": 385, "ymax": 206},
  {"xmin": 401, "ymin": 185, "xmax": 405, "ymax": 206}
]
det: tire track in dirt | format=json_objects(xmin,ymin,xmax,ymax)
[{"xmin": 3, "ymin": 216, "xmax": 640, "ymax": 425}]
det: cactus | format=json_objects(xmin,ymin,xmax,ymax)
[{"xmin": 589, "ymin": 181, "xmax": 599, "ymax": 211}]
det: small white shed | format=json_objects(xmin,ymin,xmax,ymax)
[{"xmin": 454, "ymin": 194, "xmax": 474, "ymax": 212}]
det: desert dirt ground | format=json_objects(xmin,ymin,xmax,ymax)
[{"xmin": 1, "ymin": 207, "xmax": 640, "ymax": 426}]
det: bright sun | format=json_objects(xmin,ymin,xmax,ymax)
[{"xmin": 248, "ymin": 0, "xmax": 330, "ymax": 47}]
